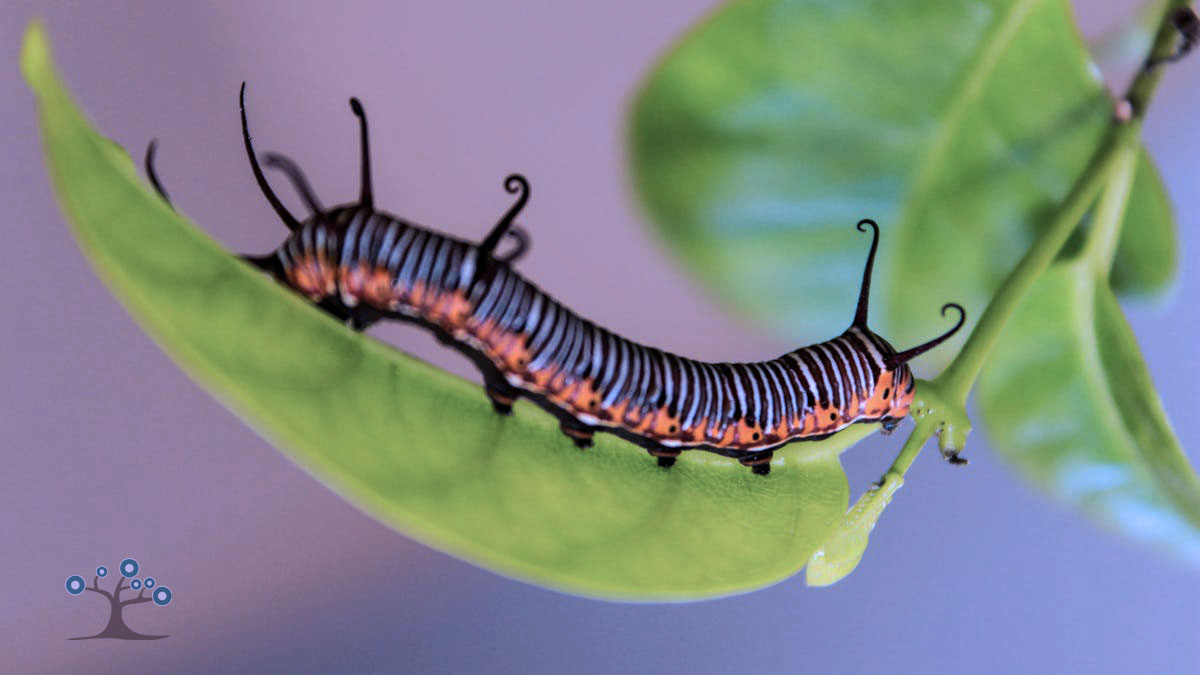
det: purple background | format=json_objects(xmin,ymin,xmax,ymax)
[{"xmin": 3, "ymin": 1, "xmax": 1198, "ymax": 672}]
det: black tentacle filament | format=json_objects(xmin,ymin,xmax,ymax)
[
  {"xmin": 479, "ymin": 173, "xmax": 530, "ymax": 261},
  {"xmin": 884, "ymin": 303, "xmax": 967, "ymax": 369},
  {"xmin": 852, "ymin": 218, "xmax": 879, "ymax": 328},
  {"xmin": 240, "ymin": 83, "xmax": 302, "ymax": 232},
  {"xmin": 496, "ymin": 225, "xmax": 531, "ymax": 264},
  {"xmin": 349, "ymin": 97, "xmax": 374, "ymax": 212}
]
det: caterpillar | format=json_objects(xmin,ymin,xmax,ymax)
[{"xmin": 147, "ymin": 85, "xmax": 965, "ymax": 476}]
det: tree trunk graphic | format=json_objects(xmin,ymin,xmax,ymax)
[{"xmin": 69, "ymin": 574, "xmax": 168, "ymax": 640}]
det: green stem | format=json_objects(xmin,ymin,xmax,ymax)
[
  {"xmin": 886, "ymin": 416, "xmax": 938, "ymax": 477},
  {"xmin": 1082, "ymin": 144, "xmax": 1139, "ymax": 275},
  {"xmin": 934, "ymin": 125, "xmax": 1132, "ymax": 402}
]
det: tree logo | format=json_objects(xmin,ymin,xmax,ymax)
[{"xmin": 64, "ymin": 557, "xmax": 173, "ymax": 640}]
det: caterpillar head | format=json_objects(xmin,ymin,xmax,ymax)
[
  {"xmin": 236, "ymin": 84, "xmax": 372, "ymax": 309},
  {"xmin": 849, "ymin": 219, "xmax": 964, "ymax": 427}
]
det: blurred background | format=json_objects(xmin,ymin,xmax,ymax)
[{"xmin": 3, "ymin": 1, "xmax": 1197, "ymax": 672}]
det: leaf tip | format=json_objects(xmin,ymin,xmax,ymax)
[{"xmin": 20, "ymin": 19, "xmax": 51, "ymax": 89}]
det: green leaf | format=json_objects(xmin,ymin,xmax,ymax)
[
  {"xmin": 23, "ymin": 21, "xmax": 877, "ymax": 600},
  {"xmin": 629, "ymin": 0, "xmax": 1176, "ymax": 360},
  {"xmin": 978, "ymin": 259, "xmax": 1200, "ymax": 563}
]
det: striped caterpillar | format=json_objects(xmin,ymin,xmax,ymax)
[{"xmin": 149, "ymin": 86, "xmax": 965, "ymax": 475}]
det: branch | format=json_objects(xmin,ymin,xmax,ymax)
[
  {"xmin": 84, "ymin": 575, "xmax": 112, "ymax": 600},
  {"xmin": 121, "ymin": 589, "xmax": 152, "ymax": 607},
  {"xmin": 1130, "ymin": 5, "xmax": 1198, "ymax": 113},
  {"xmin": 112, "ymin": 575, "xmax": 127, "ymax": 602}
]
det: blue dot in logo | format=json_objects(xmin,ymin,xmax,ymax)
[
  {"xmin": 66, "ymin": 575, "xmax": 85, "ymax": 595},
  {"xmin": 130, "ymin": 579, "xmax": 142, "ymax": 590},
  {"xmin": 152, "ymin": 586, "xmax": 172, "ymax": 606},
  {"xmin": 96, "ymin": 566, "xmax": 108, "ymax": 578},
  {"xmin": 120, "ymin": 558, "xmax": 139, "ymax": 578},
  {"xmin": 144, "ymin": 577, "xmax": 156, "ymax": 589}
]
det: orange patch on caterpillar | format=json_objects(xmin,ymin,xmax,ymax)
[
  {"xmin": 407, "ymin": 282, "xmax": 430, "ymax": 314},
  {"xmin": 363, "ymin": 268, "xmax": 394, "ymax": 308},
  {"xmin": 337, "ymin": 265, "xmax": 370, "ymax": 301},
  {"xmin": 648, "ymin": 408, "xmax": 681, "ymax": 437},
  {"xmin": 844, "ymin": 391, "xmax": 864, "ymax": 419},
  {"xmin": 492, "ymin": 332, "xmax": 532, "ymax": 374},
  {"xmin": 426, "ymin": 287, "xmax": 462, "ymax": 325},
  {"xmin": 691, "ymin": 417, "xmax": 719, "ymax": 444},
  {"xmin": 566, "ymin": 382, "xmax": 604, "ymax": 417},
  {"xmin": 559, "ymin": 380, "xmax": 604, "ymax": 419},
  {"xmin": 707, "ymin": 420, "xmax": 729, "ymax": 445},
  {"xmin": 475, "ymin": 322, "xmax": 512, "ymax": 354},
  {"xmin": 293, "ymin": 255, "xmax": 329, "ymax": 300},
  {"xmin": 862, "ymin": 371, "xmax": 896, "ymax": 418},
  {"xmin": 808, "ymin": 404, "xmax": 852, "ymax": 436},
  {"xmin": 553, "ymin": 378, "xmax": 584, "ymax": 406},
  {"xmin": 439, "ymin": 291, "xmax": 474, "ymax": 326},
  {"xmin": 604, "ymin": 399, "xmax": 630, "ymax": 425},
  {"xmin": 527, "ymin": 363, "xmax": 556, "ymax": 390},
  {"xmin": 798, "ymin": 410, "xmax": 821, "ymax": 436},
  {"xmin": 540, "ymin": 371, "xmax": 572, "ymax": 404},
  {"xmin": 473, "ymin": 318, "xmax": 501, "ymax": 344},
  {"xmin": 622, "ymin": 400, "xmax": 651, "ymax": 429},
  {"xmin": 731, "ymin": 419, "xmax": 767, "ymax": 448},
  {"xmin": 697, "ymin": 420, "xmax": 734, "ymax": 446},
  {"xmin": 546, "ymin": 364, "xmax": 577, "ymax": 395},
  {"xmin": 765, "ymin": 417, "xmax": 792, "ymax": 442},
  {"xmin": 629, "ymin": 409, "xmax": 658, "ymax": 435},
  {"xmin": 423, "ymin": 290, "xmax": 454, "ymax": 326}
]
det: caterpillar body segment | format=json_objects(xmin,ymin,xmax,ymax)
[{"xmin": 215, "ymin": 88, "xmax": 965, "ymax": 475}]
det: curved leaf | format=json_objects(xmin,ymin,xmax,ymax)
[
  {"xmin": 978, "ymin": 260, "xmax": 1200, "ymax": 563},
  {"xmin": 629, "ymin": 0, "xmax": 1176, "ymax": 360},
  {"xmin": 23, "ymin": 22, "xmax": 880, "ymax": 600}
]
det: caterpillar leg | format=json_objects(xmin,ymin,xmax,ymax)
[
  {"xmin": 485, "ymin": 381, "xmax": 520, "ymax": 416},
  {"xmin": 739, "ymin": 452, "xmax": 774, "ymax": 476},
  {"xmin": 880, "ymin": 417, "xmax": 899, "ymax": 435},
  {"xmin": 348, "ymin": 306, "xmax": 386, "ymax": 332},
  {"xmin": 560, "ymin": 418, "xmax": 595, "ymax": 449},
  {"xmin": 648, "ymin": 448, "xmax": 680, "ymax": 469}
]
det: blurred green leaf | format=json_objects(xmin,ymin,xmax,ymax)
[
  {"xmin": 629, "ymin": 0, "xmax": 1176, "ymax": 363},
  {"xmin": 23, "ymin": 21, "xmax": 884, "ymax": 600},
  {"xmin": 978, "ymin": 258, "xmax": 1200, "ymax": 563}
]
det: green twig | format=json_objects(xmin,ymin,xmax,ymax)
[
  {"xmin": 1082, "ymin": 144, "xmax": 1139, "ymax": 276},
  {"xmin": 886, "ymin": 415, "xmax": 938, "ymax": 477}
]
